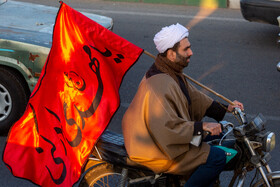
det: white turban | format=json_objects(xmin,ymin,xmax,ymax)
[{"xmin": 153, "ymin": 23, "xmax": 189, "ymax": 53}]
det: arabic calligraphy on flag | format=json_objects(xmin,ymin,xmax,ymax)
[{"xmin": 3, "ymin": 2, "xmax": 143, "ymax": 186}]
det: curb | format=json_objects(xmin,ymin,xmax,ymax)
[
  {"xmin": 228, "ymin": 0, "xmax": 240, "ymax": 9},
  {"xmin": 106, "ymin": 0, "xmax": 240, "ymax": 9}
]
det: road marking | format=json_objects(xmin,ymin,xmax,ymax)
[
  {"xmin": 80, "ymin": 9, "xmax": 246, "ymax": 23},
  {"xmin": 225, "ymin": 113, "xmax": 280, "ymax": 122}
]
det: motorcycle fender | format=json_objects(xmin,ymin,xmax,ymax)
[
  {"xmin": 76, "ymin": 160, "xmax": 106, "ymax": 186},
  {"xmin": 253, "ymin": 171, "xmax": 280, "ymax": 187}
]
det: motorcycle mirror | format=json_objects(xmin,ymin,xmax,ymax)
[
  {"xmin": 277, "ymin": 62, "xmax": 280, "ymax": 72},
  {"xmin": 234, "ymin": 108, "xmax": 248, "ymax": 125}
]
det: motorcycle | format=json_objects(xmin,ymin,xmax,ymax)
[{"xmin": 78, "ymin": 108, "xmax": 279, "ymax": 187}]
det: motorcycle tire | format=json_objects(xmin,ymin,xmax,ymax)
[
  {"xmin": 80, "ymin": 163, "xmax": 130, "ymax": 187},
  {"xmin": 254, "ymin": 178, "xmax": 280, "ymax": 187},
  {"xmin": 273, "ymin": 179, "xmax": 280, "ymax": 186}
]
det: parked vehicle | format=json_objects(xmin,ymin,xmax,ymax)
[
  {"xmin": 277, "ymin": 62, "xmax": 280, "ymax": 71},
  {"xmin": 240, "ymin": 0, "xmax": 280, "ymax": 26},
  {"xmin": 79, "ymin": 108, "xmax": 279, "ymax": 187},
  {"xmin": 0, "ymin": 0, "xmax": 113, "ymax": 134}
]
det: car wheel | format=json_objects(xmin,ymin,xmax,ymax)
[{"xmin": 0, "ymin": 67, "xmax": 30, "ymax": 134}]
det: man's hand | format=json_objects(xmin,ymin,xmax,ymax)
[
  {"xmin": 228, "ymin": 100, "xmax": 244, "ymax": 112},
  {"xmin": 202, "ymin": 122, "xmax": 222, "ymax": 136}
]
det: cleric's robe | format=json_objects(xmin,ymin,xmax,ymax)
[{"xmin": 122, "ymin": 73, "xmax": 215, "ymax": 176}]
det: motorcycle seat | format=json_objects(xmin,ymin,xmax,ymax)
[
  {"xmin": 93, "ymin": 130, "xmax": 153, "ymax": 172},
  {"xmin": 94, "ymin": 130, "xmax": 127, "ymax": 165}
]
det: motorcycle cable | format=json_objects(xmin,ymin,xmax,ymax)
[{"xmin": 249, "ymin": 169, "xmax": 259, "ymax": 187}]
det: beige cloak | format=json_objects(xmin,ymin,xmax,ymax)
[{"xmin": 122, "ymin": 73, "xmax": 213, "ymax": 176}]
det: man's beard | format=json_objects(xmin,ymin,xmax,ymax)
[{"xmin": 175, "ymin": 52, "xmax": 190, "ymax": 68}]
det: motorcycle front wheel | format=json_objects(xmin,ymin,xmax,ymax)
[
  {"xmin": 253, "ymin": 178, "xmax": 280, "ymax": 187},
  {"xmin": 80, "ymin": 163, "xmax": 130, "ymax": 187}
]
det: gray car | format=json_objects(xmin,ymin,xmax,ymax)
[
  {"xmin": 240, "ymin": 0, "xmax": 280, "ymax": 26},
  {"xmin": 0, "ymin": 0, "xmax": 113, "ymax": 133}
]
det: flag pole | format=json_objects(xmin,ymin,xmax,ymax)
[{"xmin": 143, "ymin": 50, "xmax": 235, "ymax": 106}]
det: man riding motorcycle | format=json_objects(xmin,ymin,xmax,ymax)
[{"xmin": 122, "ymin": 23, "xmax": 243, "ymax": 187}]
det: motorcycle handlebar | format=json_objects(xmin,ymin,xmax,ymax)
[
  {"xmin": 218, "ymin": 121, "xmax": 235, "ymax": 145},
  {"xmin": 220, "ymin": 121, "xmax": 234, "ymax": 130},
  {"xmin": 205, "ymin": 121, "xmax": 234, "ymax": 136}
]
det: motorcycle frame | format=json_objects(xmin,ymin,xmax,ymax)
[
  {"xmin": 79, "ymin": 110, "xmax": 280, "ymax": 187},
  {"xmin": 81, "ymin": 136, "xmax": 279, "ymax": 187},
  {"xmin": 228, "ymin": 109, "xmax": 280, "ymax": 187},
  {"xmin": 79, "ymin": 145, "xmax": 183, "ymax": 187}
]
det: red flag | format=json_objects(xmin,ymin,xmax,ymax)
[{"xmin": 3, "ymin": 2, "xmax": 143, "ymax": 186}]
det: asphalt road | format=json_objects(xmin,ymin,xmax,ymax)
[{"xmin": 1, "ymin": 0, "xmax": 280, "ymax": 186}]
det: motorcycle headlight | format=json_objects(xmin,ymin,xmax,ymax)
[{"xmin": 263, "ymin": 132, "xmax": 276, "ymax": 152}]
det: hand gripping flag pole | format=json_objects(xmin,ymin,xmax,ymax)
[{"xmin": 143, "ymin": 50, "xmax": 235, "ymax": 106}]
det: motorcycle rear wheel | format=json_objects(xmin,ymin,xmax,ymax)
[{"xmin": 80, "ymin": 163, "xmax": 130, "ymax": 187}]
